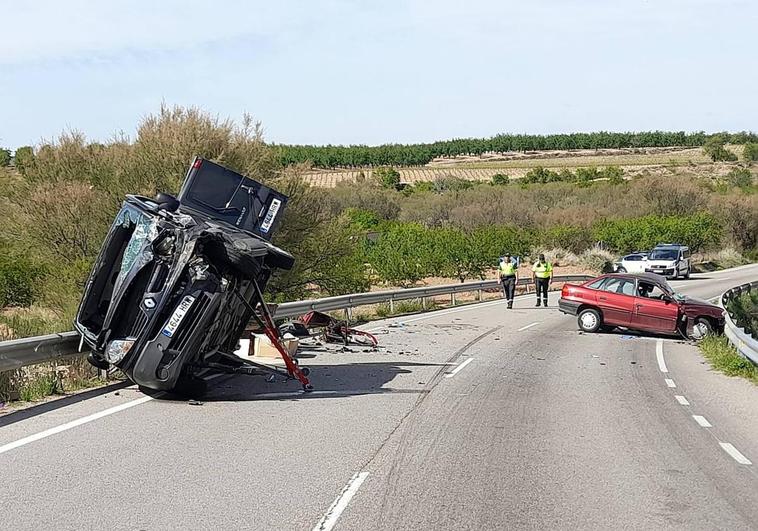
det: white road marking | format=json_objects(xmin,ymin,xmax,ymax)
[
  {"xmin": 656, "ymin": 339, "xmax": 668, "ymax": 373},
  {"xmin": 719, "ymin": 443, "xmax": 752, "ymax": 465},
  {"xmin": 445, "ymin": 357, "xmax": 474, "ymax": 378},
  {"xmin": 312, "ymin": 471, "xmax": 369, "ymax": 531},
  {"xmin": 675, "ymin": 395, "xmax": 690, "ymax": 406},
  {"xmin": 518, "ymin": 322, "xmax": 539, "ymax": 332},
  {"xmin": 665, "ymin": 379, "xmax": 677, "ymax": 388},
  {"xmin": 693, "ymin": 415, "xmax": 712, "ymax": 428},
  {"xmin": 0, "ymin": 395, "xmax": 156, "ymax": 456}
]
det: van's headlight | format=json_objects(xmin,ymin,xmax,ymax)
[{"xmin": 106, "ymin": 339, "xmax": 135, "ymax": 364}]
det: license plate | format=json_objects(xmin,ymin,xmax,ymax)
[{"xmin": 162, "ymin": 295, "xmax": 195, "ymax": 337}]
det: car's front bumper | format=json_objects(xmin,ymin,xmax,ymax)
[
  {"xmin": 558, "ymin": 298, "xmax": 580, "ymax": 315},
  {"xmin": 645, "ymin": 267, "xmax": 675, "ymax": 277}
]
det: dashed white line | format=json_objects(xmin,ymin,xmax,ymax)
[
  {"xmin": 312, "ymin": 471, "xmax": 369, "ymax": 531},
  {"xmin": 665, "ymin": 379, "xmax": 677, "ymax": 388},
  {"xmin": 0, "ymin": 395, "xmax": 156, "ymax": 456},
  {"xmin": 656, "ymin": 339, "xmax": 668, "ymax": 373},
  {"xmin": 693, "ymin": 415, "xmax": 712, "ymax": 428},
  {"xmin": 719, "ymin": 443, "xmax": 752, "ymax": 465},
  {"xmin": 675, "ymin": 395, "xmax": 690, "ymax": 406},
  {"xmin": 445, "ymin": 357, "xmax": 474, "ymax": 378},
  {"xmin": 518, "ymin": 322, "xmax": 539, "ymax": 332}
]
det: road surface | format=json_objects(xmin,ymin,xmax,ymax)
[{"xmin": 1, "ymin": 265, "xmax": 757, "ymax": 530}]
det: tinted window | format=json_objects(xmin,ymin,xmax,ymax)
[
  {"xmin": 602, "ymin": 278, "xmax": 636, "ymax": 296},
  {"xmin": 624, "ymin": 255, "xmax": 643, "ymax": 261},
  {"xmin": 683, "ymin": 249, "xmax": 690, "ymax": 258}
]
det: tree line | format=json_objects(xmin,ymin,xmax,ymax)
[{"xmin": 275, "ymin": 131, "xmax": 758, "ymax": 168}]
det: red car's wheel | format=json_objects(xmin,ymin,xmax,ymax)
[{"xmin": 578, "ymin": 308, "xmax": 602, "ymax": 333}]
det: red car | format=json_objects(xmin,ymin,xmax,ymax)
[{"xmin": 558, "ymin": 273, "xmax": 724, "ymax": 340}]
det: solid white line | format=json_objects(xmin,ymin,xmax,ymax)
[
  {"xmin": 518, "ymin": 322, "xmax": 539, "ymax": 332},
  {"xmin": 656, "ymin": 340, "xmax": 668, "ymax": 373},
  {"xmin": 693, "ymin": 415, "xmax": 712, "ymax": 428},
  {"xmin": 675, "ymin": 395, "xmax": 690, "ymax": 406},
  {"xmin": 719, "ymin": 443, "xmax": 752, "ymax": 465},
  {"xmin": 312, "ymin": 471, "xmax": 369, "ymax": 531},
  {"xmin": 665, "ymin": 379, "xmax": 677, "ymax": 388},
  {"xmin": 445, "ymin": 357, "xmax": 474, "ymax": 378},
  {"xmin": 0, "ymin": 395, "xmax": 155, "ymax": 456}
]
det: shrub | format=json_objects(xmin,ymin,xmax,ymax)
[
  {"xmin": 703, "ymin": 136, "xmax": 738, "ymax": 162},
  {"xmin": 743, "ymin": 142, "xmax": 758, "ymax": 163},
  {"xmin": 433, "ymin": 175, "xmax": 473, "ymax": 193},
  {"xmin": 13, "ymin": 146, "xmax": 34, "ymax": 173},
  {"xmin": 344, "ymin": 208, "xmax": 381, "ymax": 229},
  {"xmin": 602, "ymin": 166, "xmax": 624, "ymax": 184},
  {"xmin": 725, "ymin": 167, "xmax": 754, "ymax": 189},
  {"xmin": 593, "ymin": 213, "xmax": 722, "ymax": 253},
  {"xmin": 0, "ymin": 256, "xmax": 45, "ymax": 307},
  {"xmin": 374, "ymin": 167, "xmax": 401, "ymax": 189},
  {"xmin": 0, "ymin": 148, "xmax": 11, "ymax": 167},
  {"xmin": 578, "ymin": 246, "xmax": 616, "ymax": 274},
  {"xmin": 532, "ymin": 247, "xmax": 579, "ymax": 267},
  {"xmin": 539, "ymin": 225, "xmax": 593, "ymax": 253},
  {"xmin": 491, "ymin": 173, "xmax": 509, "ymax": 186}
]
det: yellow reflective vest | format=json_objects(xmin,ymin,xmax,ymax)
[
  {"xmin": 532, "ymin": 261, "xmax": 552, "ymax": 279},
  {"xmin": 499, "ymin": 261, "xmax": 516, "ymax": 277}
]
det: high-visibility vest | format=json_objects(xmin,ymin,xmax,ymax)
[
  {"xmin": 499, "ymin": 261, "xmax": 516, "ymax": 277},
  {"xmin": 532, "ymin": 261, "xmax": 552, "ymax": 279}
]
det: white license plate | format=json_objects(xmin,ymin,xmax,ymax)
[{"xmin": 162, "ymin": 295, "xmax": 195, "ymax": 337}]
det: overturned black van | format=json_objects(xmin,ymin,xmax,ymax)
[{"xmin": 74, "ymin": 157, "xmax": 309, "ymax": 393}]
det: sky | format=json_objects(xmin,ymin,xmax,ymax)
[{"xmin": 1, "ymin": 0, "xmax": 756, "ymax": 149}]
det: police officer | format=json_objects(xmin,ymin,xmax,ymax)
[
  {"xmin": 498, "ymin": 253, "xmax": 518, "ymax": 309},
  {"xmin": 532, "ymin": 253, "xmax": 553, "ymax": 307}
]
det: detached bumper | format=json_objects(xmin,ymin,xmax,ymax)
[{"xmin": 558, "ymin": 298, "xmax": 580, "ymax": 315}]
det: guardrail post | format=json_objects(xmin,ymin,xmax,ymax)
[
  {"xmin": 477, "ymin": 289, "xmax": 482, "ymax": 301},
  {"xmin": 451, "ymin": 292, "xmax": 456, "ymax": 306},
  {"xmin": 389, "ymin": 297, "xmax": 395, "ymax": 314},
  {"xmin": 422, "ymin": 297, "xmax": 427, "ymax": 310}
]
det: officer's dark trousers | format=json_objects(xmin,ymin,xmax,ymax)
[
  {"xmin": 536, "ymin": 278, "xmax": 549, "ymax": 303},
  {"xmin": 501, "ymin": 276, "xmax": 515, "ymax": 302}
]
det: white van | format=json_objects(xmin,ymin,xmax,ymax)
[{"xmin": 644, "ymin": 244, "xmax": 691, "ymax": 279}]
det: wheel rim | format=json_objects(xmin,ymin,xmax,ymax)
[
  {"xmin": 691, "ymin": 321, "xmax": 710, "ymax": 340},
  {"xmin": 581, "ymin": 312, "xmax": 597, "ymax": 329}
]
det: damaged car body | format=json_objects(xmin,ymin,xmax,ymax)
[{"xmin": 74, "ymin": 157, "xmax": 310, "ymax": 393}]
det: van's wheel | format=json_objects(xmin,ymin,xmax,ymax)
[
  {"xmin": 689, "ymin": 317, "xmax": 713, "ymax": 341},
  {"xmin": 578, "ymin": 308, "xmax": 602, "ymax": 333}
]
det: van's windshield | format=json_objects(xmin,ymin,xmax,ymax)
[{"xmin": 649, "ymin": 249, "xmax": 678, "ymax": 260}]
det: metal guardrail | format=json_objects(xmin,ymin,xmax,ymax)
[
  {"xmin": 720, "ymin": 280, "xmax": 758, "ymax": 365},
  {"xmin": 0, "ymin": 275, "xmax": 592, "ymax": 373}
]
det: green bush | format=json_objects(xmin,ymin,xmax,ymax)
[
  {"xmin": 725, "ymin": 168, "xmax": 754, "ymax": 189},
  {"xmin": 13, "ymin": 146, "xmax": 34, "ymax": 173},
  {"xmin": 433, "ymin": 175, "xmax": 473, "ymax": 193},
  {"xmin": 374, "ymin": 167, "xmax": 401, "ymax": 189},
  {"xmin": 0, "ymin": 257, "xmax": 45, "ymax": 307},
  {"xmin": 703, "ymin": 136, "xmax": 738, "ymax": 162},
  {"xmin": 602, "ymin": 166, "xmax": 624, "ymax": 184},
  {"xmin": 344, "ymin": 208, "xmax": 381, "ymax": 229},
  {"xmin": 539, "ymin": 226, "xmax": 593, "ymax": 253},
  {"xmin": 727, "ymin": 291, "xmax": 758, "ymax": 336},
  {"xmin": 0, "ymin": 148, "xmax": 11, "ymax": 167},
  {"xmin": 743, "ymin": 142, "xmax": 758, "ymax": 163},
  {"xmin": 491, "ymin": 173, "xmax": 509, "ymax": 186},
  {"xmin": 699, "ymin": 336, "xmax": 758, "ymax": 384},
  {"xmin": 593, "ymin": 213, "xmax": 722, "ymax": 253}
]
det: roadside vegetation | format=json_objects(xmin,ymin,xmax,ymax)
[
  {"xmin": 727, "ymin": 291, "xmax": 758, "ymax": 337},
  {"xmin": 699, "ymin": 336, "xmax": 758, "ymax": 385},
  {"xmin": 1, "ymin": 107, "xmax": 758, "ymax": 405}
]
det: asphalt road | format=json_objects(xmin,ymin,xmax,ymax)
[{"xmin": 1, "ymin": 265, "xmax": 758, "ymax": 530}]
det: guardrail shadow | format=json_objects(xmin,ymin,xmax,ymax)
[{"xmin": 154, "ymin": 360, "xmax": 448, "ymax": 403}]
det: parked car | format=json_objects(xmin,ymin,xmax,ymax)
[
  {"xmin": 644, "ymin": 243, "xmax": 691, "ymax": 279},
  {"xmin": 558, "ymin": 272, "xmax": 724, "ymax": 340},
  {"xmin": 614, "ymin": 252, "xmax": 648, "ymax": 273},
  {"xmin": 74, "ymin": 157, "xmax": 311, "ymax": 394}
]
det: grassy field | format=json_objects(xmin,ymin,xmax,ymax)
[{"xmin": 303, "ymin": 145, "xmax": 746, "ymax": 187}]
